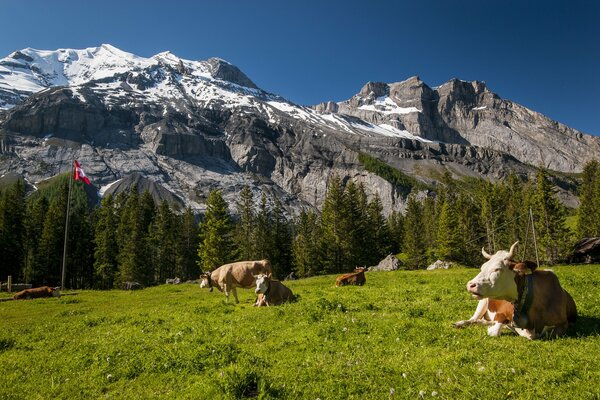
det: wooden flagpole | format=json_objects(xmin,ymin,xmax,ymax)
[{"xmin": 61, "ymin": 162, "xmax": 74, "ymax": 291}]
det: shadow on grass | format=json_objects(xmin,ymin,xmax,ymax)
[{"xmin": 566, "ymin": 315, "xmax": 600, "ymax": 338}]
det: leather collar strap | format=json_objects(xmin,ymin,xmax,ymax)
[{"xmin": 513, "ymin": 274, "xmax": 534, "ymax": 328}]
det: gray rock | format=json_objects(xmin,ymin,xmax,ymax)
[
  {"xmin": 370, "ymin": 254, "xmax": 401, "ymax": 271},
  {"xmin": 427, "ymin": 260, "xmax": 453, "ymax": 270}
]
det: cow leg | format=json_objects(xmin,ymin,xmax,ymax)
[
  {"xmin": 223, "ymin": 284, "xmax": 230, "ymax": 303},
  {"xmin": 487, "ymin": 322, "xmax": 505, "ymax": 337},
  {"xmin": 453, "ymin": 299, "xmax": 489, "ymax": 328},
  {"xmin": 232, "ymin": 287, "xmax": 240, "ymax": 304}
]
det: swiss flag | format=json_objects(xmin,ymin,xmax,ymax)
[{"xmin": 73, "ymin": 160, "xmax": 91, "ymax": 185}]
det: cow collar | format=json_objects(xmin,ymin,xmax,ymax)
[{"xmin": 512, "ymin": 273, "xmax": 534, "ymax": 329}]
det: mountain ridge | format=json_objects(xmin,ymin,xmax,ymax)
[{"xmin": 0, "ymin": 44, "xmax": 598, "ymax": 214}]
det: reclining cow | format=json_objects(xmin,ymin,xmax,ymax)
[
  {"xmin": 254, "ymin": 274, "xmax": 294, "ymax": 306},
  {"xmin": 13, "ymin": 286, "xmax": 61, "ymax": 300},
  {"xmin": 465, "ymin": 242, "xmax": 577, "ymax": 339},
  {"xmin": 335, "ymin": 267, "xmax": 366, "ymax": 287},
  {"xmin": 453, "ymin": 298, "xmax": 515, "ymax": 336},
  {"xmin": 199, "ymin": 259, "xmax": 272, "ymax": 304}
]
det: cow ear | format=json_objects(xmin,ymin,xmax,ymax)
[{"xmin": 505, "ymin": 259, "xmax": 517, "ymax": 270}]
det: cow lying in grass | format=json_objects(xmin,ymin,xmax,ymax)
[
  {"xmin": 465, "ymin": 242, "xmax": 577, "ymax": 339},
  {"xmin": 13, "ymin": 286, "xmax": 61, "ymax": 300},
  {"xmin": 253, "ymin": 274, "xmax": 294, "ymax": 306},
  {"xmin": 200, "ymin": 259, "xmax": 272, "ymax": 304},
  {"xmin": 453, "ymin": 298, "xmax": 515, "ymax": 336},
  {"xmin": 335, "ymin": 267, "xmax": 366, "ymax": 287}
]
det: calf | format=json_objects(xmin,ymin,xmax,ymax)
[
  {"xmin": 453, "ymin": 298, "xmax": 515, "ymax": 336},
  {"xmin": 466, "ymin": 242, "xmax": 577, "ymax": 339},
  {"xmin": 335, "ymin": 267, "xmax": 366, "ymax": 287},
  {"xmin": 13, "ymin": 286, "xmax": 61, "ymax": 300},
  {"xmin": 200, "ymin": 259, "xmax": 272, "ymax": 303},
  {"xmin": 254, "ymin": 274, "xmax": 294, "ymax": 306}
]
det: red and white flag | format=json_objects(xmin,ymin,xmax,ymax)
[{"xmin": 73, "ymin": 160, "xmax": 91, "ymax": 185}]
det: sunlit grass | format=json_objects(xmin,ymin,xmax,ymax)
[{"xmin": 1, "ymin": 266, "xmax": 599, "ymax": 399}]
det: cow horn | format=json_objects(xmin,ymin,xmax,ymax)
[
  {"xmin": 482, "ymin": 247, "xmax": 492, "ymax": 260},
  {"xmin": 507, "ymin": 241, "xmax": 518, "ymax": 259}
]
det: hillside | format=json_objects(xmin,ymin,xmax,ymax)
[{"xmin": 1, "ymin": 266, "xmax": 599, "ymax": 399}]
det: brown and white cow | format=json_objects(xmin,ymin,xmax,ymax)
[
  {"xmin": 453, "ymin": 298, "xmax": 515, "ymax": 336},
  {"xmin": 254, "ymin": 274, "xmax": 294, "ymax": 306},
  {"xmin": 465, "ymin": 242, "xmax": 577, "ymax": 339},
  {"xmin": 13, "ymin": 286, "xmax": 61, "ymax": 300},
  {"xmin": 335, "ymin": 267, "xmax": 366, "ymax": 287},
  {"xmin": 199, "ymin": 259, "xmax": 272, "ymax": 304}
]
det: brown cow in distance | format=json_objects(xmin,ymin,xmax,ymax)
[
  {"xmin": 13, "ymin": 286, "xmax": 61, "ymax": 300},
  {"xmin": 335, "ymin": 267, "xmax": 366, "ymax": 287}
]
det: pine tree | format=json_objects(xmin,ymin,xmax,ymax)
[
  {"xmin": 197, "ymin": 189, "xmax": 235, "ymax": 272},
  {"xmin": 175, "ymin": 207, "xmax": 200, "ymax": 280},
  {"xmin": 149, "ymin": 201, "xmax": 177, "ymax": 284},
  {"xmin": 0, "ymin": 180, "xmax": 26, "ymax": 281},
  {"xmin": 387, "ymin": 211, "xmax": 404, "ymax": 255},
  {"xmin": 577, "ymin": 160, "xmax": 600, "ymax": 238},
  {"xmin": 320, "ymin": 176, "xmax": 348, "ymax": 273},
  {"xmin": 253, "ymin": 193, "xmax": 271, "ymax": 260},
  {"xmin": 365, "ymin": 193, "xmax": 390, "ymax": 266},
  {"xmin": 343, "ymin": 181, "xmax": 368, "ymax": 267},
  {"xmin": 270, "ymin": 195, "xmax": 293, "ymax": 278},
  {"xmin": 436, "ymin": 196, "xmax": 460, "ymax": 261},
  {"xmin": 403, "ymin": 193, "xmax": 427, "ymax": 269},
  {"xmin": 235, "ymin": 185, "xmax": 256, "ymax": 260},
  {"xmin": 93, "ymin": 194, "xmax": 119, "ymax": 289},
  {"xmin": 66, "ymin": 183, "xmax": 95, "ymax": 288},
  {"xmin": 36, "ymin": 182, "xmax": 69, "ymax": 286},
  {"xmin": 293, "ymin": 210, "xmax": 322, "ymax": 277},
  {"xmin": 531, "ymin": 169, "xmax": 572, "ymax": 264},
  {"xmin": 23, "ymin": 196, "xmax": 48, "ymax": 283}
]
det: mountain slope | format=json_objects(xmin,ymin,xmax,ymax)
[{"xmin": 0, "ymin": 45, "xmax": 598, "ymax": 213}]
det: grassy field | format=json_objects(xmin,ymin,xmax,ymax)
[{"xmin": 1, "ymin": 266, "xmax": 599, "ymax": 399}]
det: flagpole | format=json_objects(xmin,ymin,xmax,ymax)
[{"xmin": 61, "ymin": 162, "xmax": 74, "ymax": 291}]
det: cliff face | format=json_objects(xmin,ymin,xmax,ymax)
[{"xmin": 1, "ymin": 46, "xmax": 597, "ymax": 214}]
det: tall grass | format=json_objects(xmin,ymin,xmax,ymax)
[{"xmin": 1, "ymin": 266, "xmax": 599, "ymax": 399}]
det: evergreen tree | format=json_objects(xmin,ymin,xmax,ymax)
[
  {"xmin": 0, "ymin": 180, "xmax": 26, "ymax": 281},
  {"xmin": 422, "ymin": 195, "xmax": 437, "ymax": 253},
  {"xmin": 234, "ymin": 185, "xmax": 255, "ymax": 260},
  {"xmin": 23, "ymin": 196, "xmax": 48, "ymax": 283},
  {"xmin": 149, "ymin": 201, "xmax": 177, "ymax": 284},
  {"xmin": 93, "ymin": 194, "xmax": 119, "ymax": 289},
  {"xmin": 66, "ymin": 183, "xmax": 95, "ymax": 288},
  {"xmin": 293, "ymin": 210, "xmax": 322, "ymax": 277},
  {"xmin": 36, "ymin": 182, "xmax": 69, "ymax": 286},
  {"xmin": 269, "ymin": 196, "xmax": 293, "ymax": 278},
  {"xmin": 364, "ymin": 193, "xmax": 391, "ymax": 266},
  {"xmin": 531, "ymin": 169, "xmax": 572, "ymax": 264},
  {"xmin": 403, "ymin": 193, "xmax": 427, "ymax": 269},
  {"xmin": 387, "ymin": 211, "xmax": 404, "ymax": 255},
  {"xmin": 175, "ymin": 207, "xmax": 200, "ymax": 280},
  {"xmin": 436, "ymin": 196, "xmax": 461, "ymax": 261},
  {"xmin": 320, "ymin": 176, "xmax": 348, "ymax": 273},
  {"xmin": 577, "ymin": 160, "xmax": 600, "ymax": 238},
  {"xmin": 343, "ymin": 181, "xmax": 368, "ymax": 267},
  {"xmin": 253, "ymin": 193, "xmax": 271, "ymax": 260},
  {"xmin": 197, "ymin": 189, "xmax": 235, "ymax": 272}
]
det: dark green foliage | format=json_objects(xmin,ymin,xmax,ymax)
[
  {"xmin": 358, "ymin": 153, "xmax": 426, "ymax": 194},
  {"xmin": 93, "ymin": 194, "xmax": 118, "ymax": 289},
  {"xmin": 234, "ymin": 185, "xmax": 255, "ymax": 260},
  {"xmin": 197, "ymin": 189, "xmax": 235, "ymax": 272},
  {"xmin": 149, "ymin": 201, "xmax": 177, "ymax": 283},
  {"xmin": 175, "ymin": 208, "xmax": 200, "ymax": 280},
  {"xmin": 402, "ymin": 193, "xmax": 427, "ymax": 269},
  {"xmin": 0, "ymin": 180, "xmax": 26, "ymax": 280},
  {"xmin": 293, "ymin": 210, "xmax": 322, "ymax": 278},
  {"xmin": 577, "ymin": 160, "xmax": 600, "ymax": 238}
]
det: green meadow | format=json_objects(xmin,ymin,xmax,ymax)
[{"xmin": 1, "ymin": 266, "xmax": 599, "ymax": 399}]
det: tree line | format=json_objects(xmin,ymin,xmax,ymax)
[{"xmin": 1, "ymin": 160, "xmax": 599, "ymax": 288}]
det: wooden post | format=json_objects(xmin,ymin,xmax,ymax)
[{"xmin": 7, "ymin": 275, "xmax": 12, "ymax": 293}]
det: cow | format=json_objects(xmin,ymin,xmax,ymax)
[
  {"xmin": 465, "ymin": 241, "xmax": 577, "ymax": 339},
  {"xmin": 453, "ymin": 298, "xmax": 515, "ymax": 336},
  {"xmin": 335, "ymin": 267, "xmax": 366, "ymax": 287},
  {"xmin": 13, "ymin": 286, "xmax": 61, "ymax": 300},
  {"xmin": 254, "ymin": 274, "xmax": 294, "ymax": 306},
  {"xmin": 199, "ymin": 259, "xmax": 272, "ymax": 304}
]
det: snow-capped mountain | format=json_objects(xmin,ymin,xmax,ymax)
[{"xmin": 0, "ymin": 44, "xmax": 598, "ymax": 213}]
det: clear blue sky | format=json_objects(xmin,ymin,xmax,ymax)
[{"xmin": 1, "ymin": 0, "xmax": 598, "ymax": 135}]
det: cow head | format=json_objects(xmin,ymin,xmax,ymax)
[
  {"xmin": 254, "ymin": 273, "xmax": 271, "ymax": 294},
  {"xmin": 51, "ymin": 287, "xmax": 61, "ymax": 297},
  {"xmin": 354, "ymin": 267, "xmax": 366, "ymax": 273},
  {"xmin": 199, "ymin": 273, "xmax": 213, "ymax": 292},
  {"xmin": 466, "ymin": 242, "xmax": 519, "ymax": 302}
]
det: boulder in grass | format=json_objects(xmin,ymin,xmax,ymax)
[
  {"xmin": 427, "ymin": 260, "xmax": 453, "ymax": 270},
  {"xmin": 370, "ymin": 254, "xmax": 400, "ymax": 271}
]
